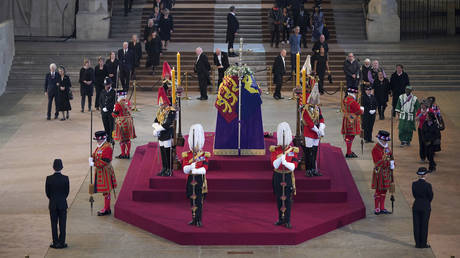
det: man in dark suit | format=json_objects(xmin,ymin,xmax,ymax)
[
  {"xmin": 226, "ymin": 6, "xmax": 239, "ymax": 57},
  {"xmin": 362, "ymin": 85, "xmax": 377, "ymax": 143},
  {"xmin": 272, "ymin": 49, "xmax": 287, "ymax": 100},
  {"xmin": 45, "ymin": 159, "xmax": 69, "ymax": 249},
  {"xmin": 213, "ymin": 48, "xmax": 230, "ymax": 89},
  {"xmin": 128, "ymin": 34, "xmax": 143, "ymax": 79},
  {"xmin": 412, "ymin": 167, "xmax": 433, "ymax": 249},
  {"xmin": 194, "ymin": 47, "xmax": 211, "ymax": 100},
  {"xmin": 118, "ymin": 42, "xmax": 134, "ymax": 92},
  {"xmin": 44, "ymin": 63, "xmax": 60, "ymax": 120},
  {"xmin": 100, "ymin": 77, "xmax": 116, "ymax": 143}
]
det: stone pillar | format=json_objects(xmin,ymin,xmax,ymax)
[
  {"xmin": 0, "ymin": 20, "xmax": 15, "ymax": 96},
  {"xmin": 447, "ymin": 0, "xmax": 456, "ymax": 35},
  {"xmin": 366, "ymin": 0, "xmax": 400, "ymax": 42},
  {"xmin": 76, "ymin": 0, "xmax": 110, "ymax": 40}
]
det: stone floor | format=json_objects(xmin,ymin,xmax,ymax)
[{"xmin": 1, "ymin": 88, "xmax": 458, "ymax": 258}]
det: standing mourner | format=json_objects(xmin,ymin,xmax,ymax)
[
  {"xmin": 395, "ymin": 86, "xmax": 420, "ymax": 146},
  {"xmin": 302, "ymin": 83, "xmax": 325, "ymax": 177},
  {"xmin": 94, "ymin": 57, "xmax": 107, "ymax": 111},
  {"xmin": 272, "ymin": 49, "xmax": 287, "ymax": 100},
  {"xmin": 194, "ymin": 47, "xmax": 211, "ymax": 101},
  {"xmin": 89, "ymin": 131, "xmax": 117, "ymax": 216},
  {"xmin": 182, "ymin": 124, "xmax": 210, "ymax": 227},
  {"xmin": 426, "ymin": 96, "xmax": 444, "ymax": 152},
  {"xmin": 151, "ymin": 7, "xmax": 161, "ymax": 30},
  {"xmin": 312, "ymin": 34, "xmax": 328, "ymax": 57},
  {"xmin": 118, "ymin": 42, "xmax": 134, "ymax": 92},
  {"xmin": 56, "ymin": 66, "xmax": 72, "ymax": 120},
  {"xmin": 298, "ymin": 10, "xmax": 310, "ymax": 48},
  {"xmin": 343, "ymin": 53, "xmax": 360, "ymax": 90},
  {"xmin": 213, "ymin": 48, "xmax": 230, "ymax": 88},
  {"xmin": 362, "ymin": 85, "xmax": 377, "ymax": 143},
  {"xmin": 416, "ymin": 100, "xmax": 430, "ymax": 163},
  {"xmin": 412, "ymin": 167, "xmax": 433, "ymax": 249},
  {"xmin": 281, "ymin": 8, "xmax": 292, "ymax": 44},
  {"xmin": 371, "ymin": 130, "xmax": 395, "ymax": 215},
  {"xmin": 226, "ymin": 6, "xmax": 239, "ymax": 57},
  {"xmin": 159, "ymin": 9, "xmax": 174, "ymax": 50},
  {"xmin": 422, "ymin": 112, "xmax": 441, "ymax": 172},
  {"xmin": 112, "ymin": 90, "xmax": 136, "ymax": 159},
  {"xmin": 46, "ymin": 159, "xmax": 69, "ymax": 249},
  {"xmin": 367, "ymin": 60, "xmax": 386, "ymax": 84},
  {"xmin": 128, "ymin": 34, "xmax": 143, "ymax": 77},
  {"xmin": 79, "ymin": 60, "xmax": 95, "ymax": 112},
  {"xmin": 289, "ymin": 26, "xmax": 301, "ymax": 75},
  {"xmin": 143, "ymin": 19, "xmax": 155, "ymax": 44},
  {"xmin": 44, "ymin": 63, "xmax": 60, "ymax": 120},
  {"xmin": 270, "ymin": 122, "xmax": 299, "ymax": 229},
  {"xmin": 310, "ymin": 6, "xmax": 325, "ymax": 42},
  {"xmin": 342, "ymin": 86, "xmax": 364, "ymax": 158},
  {"xmin": 153, "ymin": 87, "xmax": 176, "ymax": 177},
  {"xmin": 390, "ymin": 64, "xmax": 410, "ymax": 117},
  {"xmin": 269, "ymin": 4, "xmax": 282, "ymax": 48},
  {"xmin": 105, "ymin": 52, "xmax": 119, "ymax": 89},
  {"xmin": 100, "ymin": 77, "xmax": 116, "ymax": 144},
  {"xmin": 312, "ymin": 46, "xmax": 329, "ymax": 94},
  {"xmin": 145, "ymin": 31, "xmax": 162, "ymax": 75},
  {"xmin": 361, "ymin": 58, "xmax": 371, "ymax": 91},
  {"xmin": 373, "ymin": 71, "xmax": 390, "ymax": 120}
]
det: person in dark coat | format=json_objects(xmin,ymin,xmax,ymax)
[
  {"xmin": 118, "ymin": 42, "xmax": 134, "ymax": 92},
  {"xmin": 213, "ymin": 48, "xmax": 230, "ymax": 88},
  {"xmin": 361, "ymin": 85, "xmax": 377, "ymax": 142},
  {"xmin": 422, "ymin": 112, "xmax": 441, "ymax": 172},
  {"xmin": 159, "ymin": 9, "xmax": 173, "ymax": 50},
  {"xmin": 268, "ymin": 4, "xmax": 282, "ymax": 48},
  {"xmin": 412, "ymin": 167, "xmax": 433, "ymax": 249},
  {"xmin": 144, "ymin": 19, "xmax": 156, "ymax": 43},
  {"xmin": 194, "ymin": 47, "xmax": 211, "ymax": 100},
  {"xmin": 44, "ymin": 63, "xmax": 60, "ymax": 120},
  {"xmin": 56, "ymin": 66, "xmax": 72, "ymax": 120},
  {"xmin": 129, "ymin": 34, "xmax": 143, "ymax": 78},
  {"xmin": 281, "ymin": 8, "xmax": 292, "ymax": 44},
  {"xmin": 100, "ymin": 77, "xmax": 116, "ymax": 143},
  {"xmin": 79, "ymin": 60, "xmax": 95, "ymax": 112},
  {"xmin": 313, "ymin": 46, "xmax": 329, "ymax": 94},
  {"xmin": 94, "ymin": 57, "xmax": 107, "ymax": 111},
  {"xmin": 390, "ymin": 64, "xmax": 410, "ymax": 117},
  {"xmin": 145, "ymin": 31, "xmax": 162, "ymax": 74},
  {"xmin": 272, "ymin": 49, "xmax": 287, "ymax": 100},
  {"xmin": 360, "ymin": 58, "xmax": 371, "ymax": 94},
  {"xmin": 312, "ymin": 34, "xmax": 328, "ymax": 57},
  {"xmin": 298, "ymin": 10, "xmax": 310, "ymax": 48},
  {"xmin": 343, "ymin": 53, "xmax": 360, "ymax": 90},
  {"xmin": 373, "ymin": 71, "xmax": 390, "ymax": 120},
  {"xmin": 226, "ymin": 6, "xmax": 239, "ymax": 57},
  {"xmin": 45, "ymin": 159, "xmax": 69, "ymax": 249},
  {"xmin": 151, "ymin": 7, "xmax": 161, "ymax": 30},
  {"xmin": 105, "ymin": 52, "xmax": 119, "ymax": 89}
]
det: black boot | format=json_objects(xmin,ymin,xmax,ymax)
[
  {"xmin": 311, "ymin": 146, "xmax": 322, "ymax": 176},
  {"xmin": 157, "ymin": 147, "xmax": 167, "ymax": 176},
  {"xmin": 164, "ymin": 147, "xmax": 172, "ymax": 176}
]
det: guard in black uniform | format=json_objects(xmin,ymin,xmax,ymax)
[
  {"xmin": 412, "ymin": 167, "xmax": 433, "ymax": 249},
  {"xmin": 362, "ymin": 85, "xmax": 377, "ymax": 143},
  {"xmin": 100, "ymin": 77, "xmax": 116, "ymax": 143}
]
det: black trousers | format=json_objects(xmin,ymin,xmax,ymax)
[
  {"xmin": 282, "ymin": 26, "xmax": 289, "ymax": 42},
  {"xmin": 273, "ymin": 172, "xmax": 293, "ymax": 223},
  {"xmin": 119, "ymin": 68, "xmax": 131, "ymax": 92},
  {"xmin": 346, "ymin": 77, "xmax": 358, "ymax": 89},
  {"xmin": 94, "ymin": 85, "xmax": 103, "ymax": 108},
  {"xmin": 377, "ymin": 104, "xmax": 387, "ymax": 119},
  {"xmin": 102, "ymin": 112, "xmax": 114, "ymax": 142},
  {"xmin": 392, "ymin": 93, "xmax": 400, "ymax": 116},
  {"xmin": 271, "ymin": 26, "xmax": 280, "ymax": 46},
  {"xmin": 187, "ymin": 175, "xmax": 204, "ymax": 221},
  {"xmin": 227, "ymin": 34, "xmax": 235, "ymax": 53},
  {"xmin": 217, "ymin": 68, "xmax": 225, "ymax": 88},
  {"xmin": 417, "ymin": 128, "xmax": 426, "ymax": 160},
  {"xmin": 426, "ymin": 144, "xmax": 436, "ymax": 170},
  {"xmin": 81, "ymin": 93, "xmax": 92, "ymax": 111},
  {"xmin": 301, "ymin": 33, "xmax": 308, "ymax": 48},
  {"xmin": 317, "ymin": 71, "xmax": 325, "ymax": 93},
  {"xmin": 304, "ymin": 146, "xmax": 319, "ymax": 170},
  {"xmin": 47, "ymin": 92, "xmax": 58, "ymax": 118},
  {"xmin": 159, "ymin": 146, "xmax": 171, "ymax": 170},
  {"xmin": 198, "ymin": 75, "xmax": 208, "ymax": 99},
  {"xmin": 50, "ymin": 209, "xmax": 67, "ymax": 245},
  {"xmin": 274, "ymin": 75, "xmax": 283, "ymax": 98},
  {"xmin": 413, "ymin": 208, "xmax": 430, "ymax": 248},
  {"xmin": 362, "ymin": 113, "xmax": 376, "ymax": 142}
]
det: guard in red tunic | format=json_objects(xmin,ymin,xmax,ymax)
[
  {"xmin": 371, "ymin": 130, "xmax": 395, "ymax": 215},
  {"xmin": 182, "ymin": 124, "xmax": 210, "ymax": 227},
  {"xmin": 89, "ymin": 131, "xmax": 117, "ymax": 216},
  {"xmin": 112, "ymin": 90, "xmax": 136, "ymax": 159},
  {"xmin": 270, "ymin": 122, "xmax": 299, "ymax": 229},
  {"xmin": 302, "ymin": 82, "xmax": 325, "ymax": 177},
  {"xmin": 341, "ymin": 86, "xmax": 364, "ymax": 158}
]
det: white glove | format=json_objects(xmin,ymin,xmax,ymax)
[
  {"xmin": 103, "ymin": 107, "xmax": 108, "ymax": 112},
  {"xmin": 183, "ymin": 165, "xmax": 193, "ymax": 174},
  {"xmin": 312, "ymin": 126, "xmax": 321, "ymax": 137},
  {"xmin": 88, "ymin": 157, "xmax": 94, "ymax": 167},
  {"xmin": 369, "ymin": 110, "xmax": 376, "ymax": 115},
  {"xmin": 360, "ymin": 106, "xmax": 365, "ymax": 112},
  {"xmin": 153, "ymin": 130, "xmax": 160, "ymax": 137},
  {"xmin": 273, "ymin": 155, "xmax": 283, "ymax": 169},
  {"xmin": 152, "ymin": 123, "xmax": 165, "ymax": 132},
  {"xmin": 390, "ymin": 160, "xmax": 395, "ymax": 170},
  {"xmin": 319, "ymin": 123, "xmax": 326, "ymax": 137},
  {"xmin": 282, "ymin": 160, "xmax": 295, "ymax": 172},
  {"xmin": 191, "ymin": 167, "xmax": 206, "ymax": 175},
  {"xmin": 191, "ymin": 162, "xmax": 196, "ymax": 169}
]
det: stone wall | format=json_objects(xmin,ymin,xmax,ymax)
[
  {"xmin": 0, "ymin": 0, "xmax": 77, "ymax": 37},
  {"xmin": 0, "ymin": 20, "xmax": 15, "ymax": 96}
]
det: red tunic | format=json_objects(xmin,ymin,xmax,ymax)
[
  {"xmin": 269, "ymin": 145, "xmax": 299, "ymax": 171},
  {"xmin": 341, "ymin": 95, "xmax": 363, "ymax": 135},
  {"xmin": 182, "ymin": 151, "xmax": 210, "ymax": 193},
  {"xmin": 302, "ymin": 104, "xmax": 325, "ymax": 139},
  {"xmin": 371, "ymin": 143, "xmax": 394, "ymax": 191},
  {"xmin": 112, "ymin": 99, "xmax": 136, "ymax": 141},
  {"xmin": 92, "ymin": 142, "xmax": 117, "ymax": 193}
]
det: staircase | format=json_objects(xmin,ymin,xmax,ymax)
[
  {"xmin": 329, "ymin": 0, "xmax": 366, "ymax": 43},
  {"xmin": 110, "ymin": 0, "xmax": 148, "ymax": 39}
]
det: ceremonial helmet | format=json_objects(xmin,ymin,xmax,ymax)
[
  {"xmin": 188, "ymin": 124, "xmax": 205, "ymax": 152},
  {"xmin": 162, "ymin": 61, "xmax": 172, "ymax": 80},
  {"xmin": 157, "ymin": 87, "xmax": 171, "ymax": 106},
  {"xmin": 301, "ymin": 54, "xmax": 312, "ymax": 76},
  {"xmin": 276, "ymin": 122, "xmax": 292, "ymax": 146},
  {"xmin": 307, "ymin": 81, "xmax": 320, "ymax": 105},
  {"xmin": 376, "ymin": 130, "xmax": 390, "ymax": 142},
  {"xmin": 93, "ymin": 131, "xmax": 107, "ymax": 141},
  {"xmin": 347, "ymin": 85, "xmax": 359, "ymax": 94}
]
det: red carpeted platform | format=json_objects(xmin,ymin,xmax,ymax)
[{"xmin": 114, "ymin": 133, "xmax": 366, "ymax": 245}]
